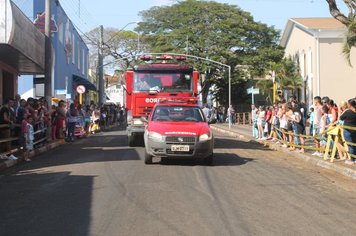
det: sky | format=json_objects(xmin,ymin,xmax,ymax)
[
  {"xmin": 55, "ymin": 0, "xmax": 347, "ymax": 33},
  {"xmin": 12, "ymin": 0, "xmax": 347, "ymax": 34}
]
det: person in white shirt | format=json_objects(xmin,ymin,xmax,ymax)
[
  {"xmin": 227, "ymin": 105, "xmax": 236, "ymax": 124},
  {"xmin": 251, "ymin": 104, "xmax": 258, "ymax": 138},
  {"xmin": 202, "ymin": 104, "xmax": 210, "ymax": 120},
  {"xmin": 257, "ymin": 106, "xmax": 266, "ymax": 139}
]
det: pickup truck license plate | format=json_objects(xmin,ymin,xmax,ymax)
[{"xmin": 171, "ymin": 145, "xmax": 190, "ymax": 152}]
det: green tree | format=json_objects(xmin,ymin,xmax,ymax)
[
  {"xmin": 276, "ymin": 58, "xmax": 303, "ymax": 98},
  {"xmin": 326, "ymin": 0, "xmax": 356, "ymax": 65},
  {"xmin": 84, "ymin": 27, "xmax": 146, "ymax": 76},
  {"xmin": 256, "ymin": 79, "xmax": 273, "ymax": 104},
  {"xmin": 137, "ymin": 0, "xmax": 284, "ymax": 105}
]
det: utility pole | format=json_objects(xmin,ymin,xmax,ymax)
[
  {"xmin": 44, "ymin": 0, "xmax": 52, "ymax": 106},
  {"xmin": 98, "ymin": 25, "xmax": 104, "ymax": 105}
]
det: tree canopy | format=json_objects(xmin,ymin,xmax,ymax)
[{"xmin": 136, "ymin": 0, "xmax": 284, "ymax": 105}]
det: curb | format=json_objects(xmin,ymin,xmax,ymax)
[
  {"xmin": 211, "ymin": 125, "xmax": 356, "ymax": 180},
  {"xmin": 210, "ymin": 125, "xmax": 252, "ymax": 142},
  {"xmin": 0, "ymin": 124, "xmax": 119, "ymax": 172},
  {"xmin": 0, "ymin": 139, "xmax": 66, "ymax": 172}
]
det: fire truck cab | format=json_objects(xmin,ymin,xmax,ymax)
[{"xmin": 125, "ymin": 55, "xmax": 199, "ymax": 146}]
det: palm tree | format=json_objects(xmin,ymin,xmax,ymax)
[
  {"xmin": 343, "ymin": 19, "xmax": 356, "ymax": 66},
  {"xmin": 256, "ymin": 79, "xmax": 273, "ymax": 104},
  {"xmin": 280, "ymin": 75, "xmax": 304, "ymax": 97},
  {"xmin": 326, "ymin": 0, "xmax": 356, "ymax": 66},
  {"xmin": 274, "ymin": 58, "xmax": 303, "ymax": 99}
]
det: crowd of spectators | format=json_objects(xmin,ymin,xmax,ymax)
[
  {"xmin": 251, "ymin": 96, "xmax": 356, "ymax": 165},
  {"xmin": 201, "ymin": 104, "xmax": 234, "ymax": 124},
  {"xmin": 0, "ymin": 95, "xmax": 126, "ymax": 160}
]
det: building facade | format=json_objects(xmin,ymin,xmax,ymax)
[
  {"xmin": 33, "ymin": 0, "xmax": 95, "ymax": 103},
  {"xmin": 280, "ymin": 18, "xmax": 356, "ymax": 107}
]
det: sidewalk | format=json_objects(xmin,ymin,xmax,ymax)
[
  {"xmin": 0, "ymin": 139, "xmax": 66, "ymax": 172},
  {"xmin": 211, "ymin": 123, "xmax": 356, "ymax": 180}
]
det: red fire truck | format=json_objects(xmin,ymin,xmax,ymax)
[{"xmin": 125, "ymin": 55, "xmax": 199, "ymax": 146}]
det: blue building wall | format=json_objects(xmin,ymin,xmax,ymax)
[{"xmin": 33, "ymin": 0, "xmax": 89, "ymax": 100}]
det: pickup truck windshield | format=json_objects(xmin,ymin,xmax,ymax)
[
  {"xmin": 133, "ymin": 72, "xmax": 193, "ymax": 92},
  {"xmin": 152, "ymin": 106, "xmax": 205, "ymax": 122}
]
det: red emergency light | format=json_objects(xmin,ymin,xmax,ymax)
[
  {"xmin": 140, "ymin": 55, "xmax": 152, "ymax": 61},
  {"xmin": 175, "ymin": 56, "xmax": 187, "ymax": 61},
  {"xmin": 158, "ymin": 97, "xmax": 198, "ymax": 104},
  {"xmin": 156, "ymin": 55, "xmax": 173, "ymax": 60}
]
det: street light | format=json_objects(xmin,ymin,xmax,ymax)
[{"xmin": 105, "ymin": 21, "xmax": 140, "ymax": 44}]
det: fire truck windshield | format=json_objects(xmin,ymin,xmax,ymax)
[{"xmin": 133, "ymin": 72, "xmax": 193, "ymax": 92}]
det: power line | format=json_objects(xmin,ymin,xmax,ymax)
[{"xmin": 59, "ymin": 0, "xmax": 100, "ymax": 33}]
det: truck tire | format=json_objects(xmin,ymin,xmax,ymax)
[
  {"xmin": 144, "ymin": 151, "xmax": 153, "ymax": 164},
  {"xmin": 128, "ymin": 135, "xmax": 136, "ymax": 147},
  {"xmin": 204, "ymin": 154, "xmax": 213, "ymax": 165}
]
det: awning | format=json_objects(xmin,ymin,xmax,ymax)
[
  {"xmin": 73, "ymin": 75, "xmax": 97, "ymax": 92},
  {"xmin": 0, "ymin": 0, "xmax": 45, "ymax": 74}
]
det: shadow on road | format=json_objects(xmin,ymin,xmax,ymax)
[
  {"xmin": 214, "ymin": 137, "xmax": 272, "ymax": 151},
  {"xmin": 0, "ymin": 171, "xmax": 93, "ymax": 236},
  {"xmin": 158, "ymin": 152, "xmax": 254, "ymax": 167},
  {"xmin": 213, "ymin": 152, "xmax": 254, "ymax": 166},
  {"xmin": 1, "ymin": 128, "xmax": 140, "ymax": 174}
]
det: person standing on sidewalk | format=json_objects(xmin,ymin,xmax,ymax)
[
  {"xmin": 50, "ymin": 105, "xmax": 58, "ymax": 141},
  {"xmin": 264, "ymin": 106, "xmax": 273, "ymax": 139},
  {"xmin": 0, "ymin": 99, "xmax": 15, "ymax": 154},
  {"xmin": 202, "ymin": 104, "xmax": 210, "ymax": 120},
  {"xmin": 312, "ymin": 96, "xmax": 323, "ymax": 156},
  {"xmin": 56, "ymin": 101, "xmax": 66, "ymax": 139},
  {"xmin": 251, "ymin": 104, "xmax": 258, "ymax": 139},
  {"xmin": 227, "ymin": 105, "xmax": 235, "ymax": 125},
  {"xmin": 257, "ymin": 106, "xmax": 266, "ymax": 139},
  {"xmin": 339, "ymin": 98, "xmax": 356, "ymax": 165},
  {"xmin": 23, "ymin": 115, "xmax": 34, "ymax": 162},
  {"xmin": 291, "ymin": 103, "xmax": 305, "ymax": 153},
  {"xmin": 66, "ymin": 103, "xmax": 78, "ymax": 142}
]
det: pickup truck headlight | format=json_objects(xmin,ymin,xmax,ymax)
[
  {"xmin": 199, "ymin": 132, "xmax": 212, "ymax": 142},
  {"xmin": 147, "ymin": 131, "xmax": 165, "ymax": 142}
]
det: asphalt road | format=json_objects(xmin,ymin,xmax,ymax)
[{"xmin": 0, "ymin": 126, "xmax": 355, "ymax": 236}]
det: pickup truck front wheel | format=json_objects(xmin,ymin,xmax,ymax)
[
  {"xmin": 204, "ymin": 154, "xmax": 213, "ymax": 165},
  {"xmin": 144, "ymin": 151, "xmax": 153, "ymax": 164},
  {"xmin": 128, "ymin": 135, "xmax": 136, "ymax": 147}
]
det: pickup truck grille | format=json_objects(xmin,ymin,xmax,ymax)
[{"xmin": 165, "ymin": 136, "xmax": 196, "ymax": 144}]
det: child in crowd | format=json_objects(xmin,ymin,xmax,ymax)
[
  {"xmin": 23, "ymin": 116, "xmax": 34, "ymax": 162},
  {"xmin": 318, "ymin": 105, "xmax": 330, "ymax": 156}
]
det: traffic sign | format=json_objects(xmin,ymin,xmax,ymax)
[
  {"xmin": 76, "ymin": 85, "xmax": 86, "ymax": 94},
  {"xmin": 247, "ymin": 87, "xmax": 259, "ymax": 95},
  {"xmin": 247, "ymin": 86, "xmax": 259, "ymax": 104}
]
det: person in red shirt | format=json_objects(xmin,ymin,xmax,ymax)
[{"xmin": 264, "ymin": 106, "xmax": 273, "ymax": 139}]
